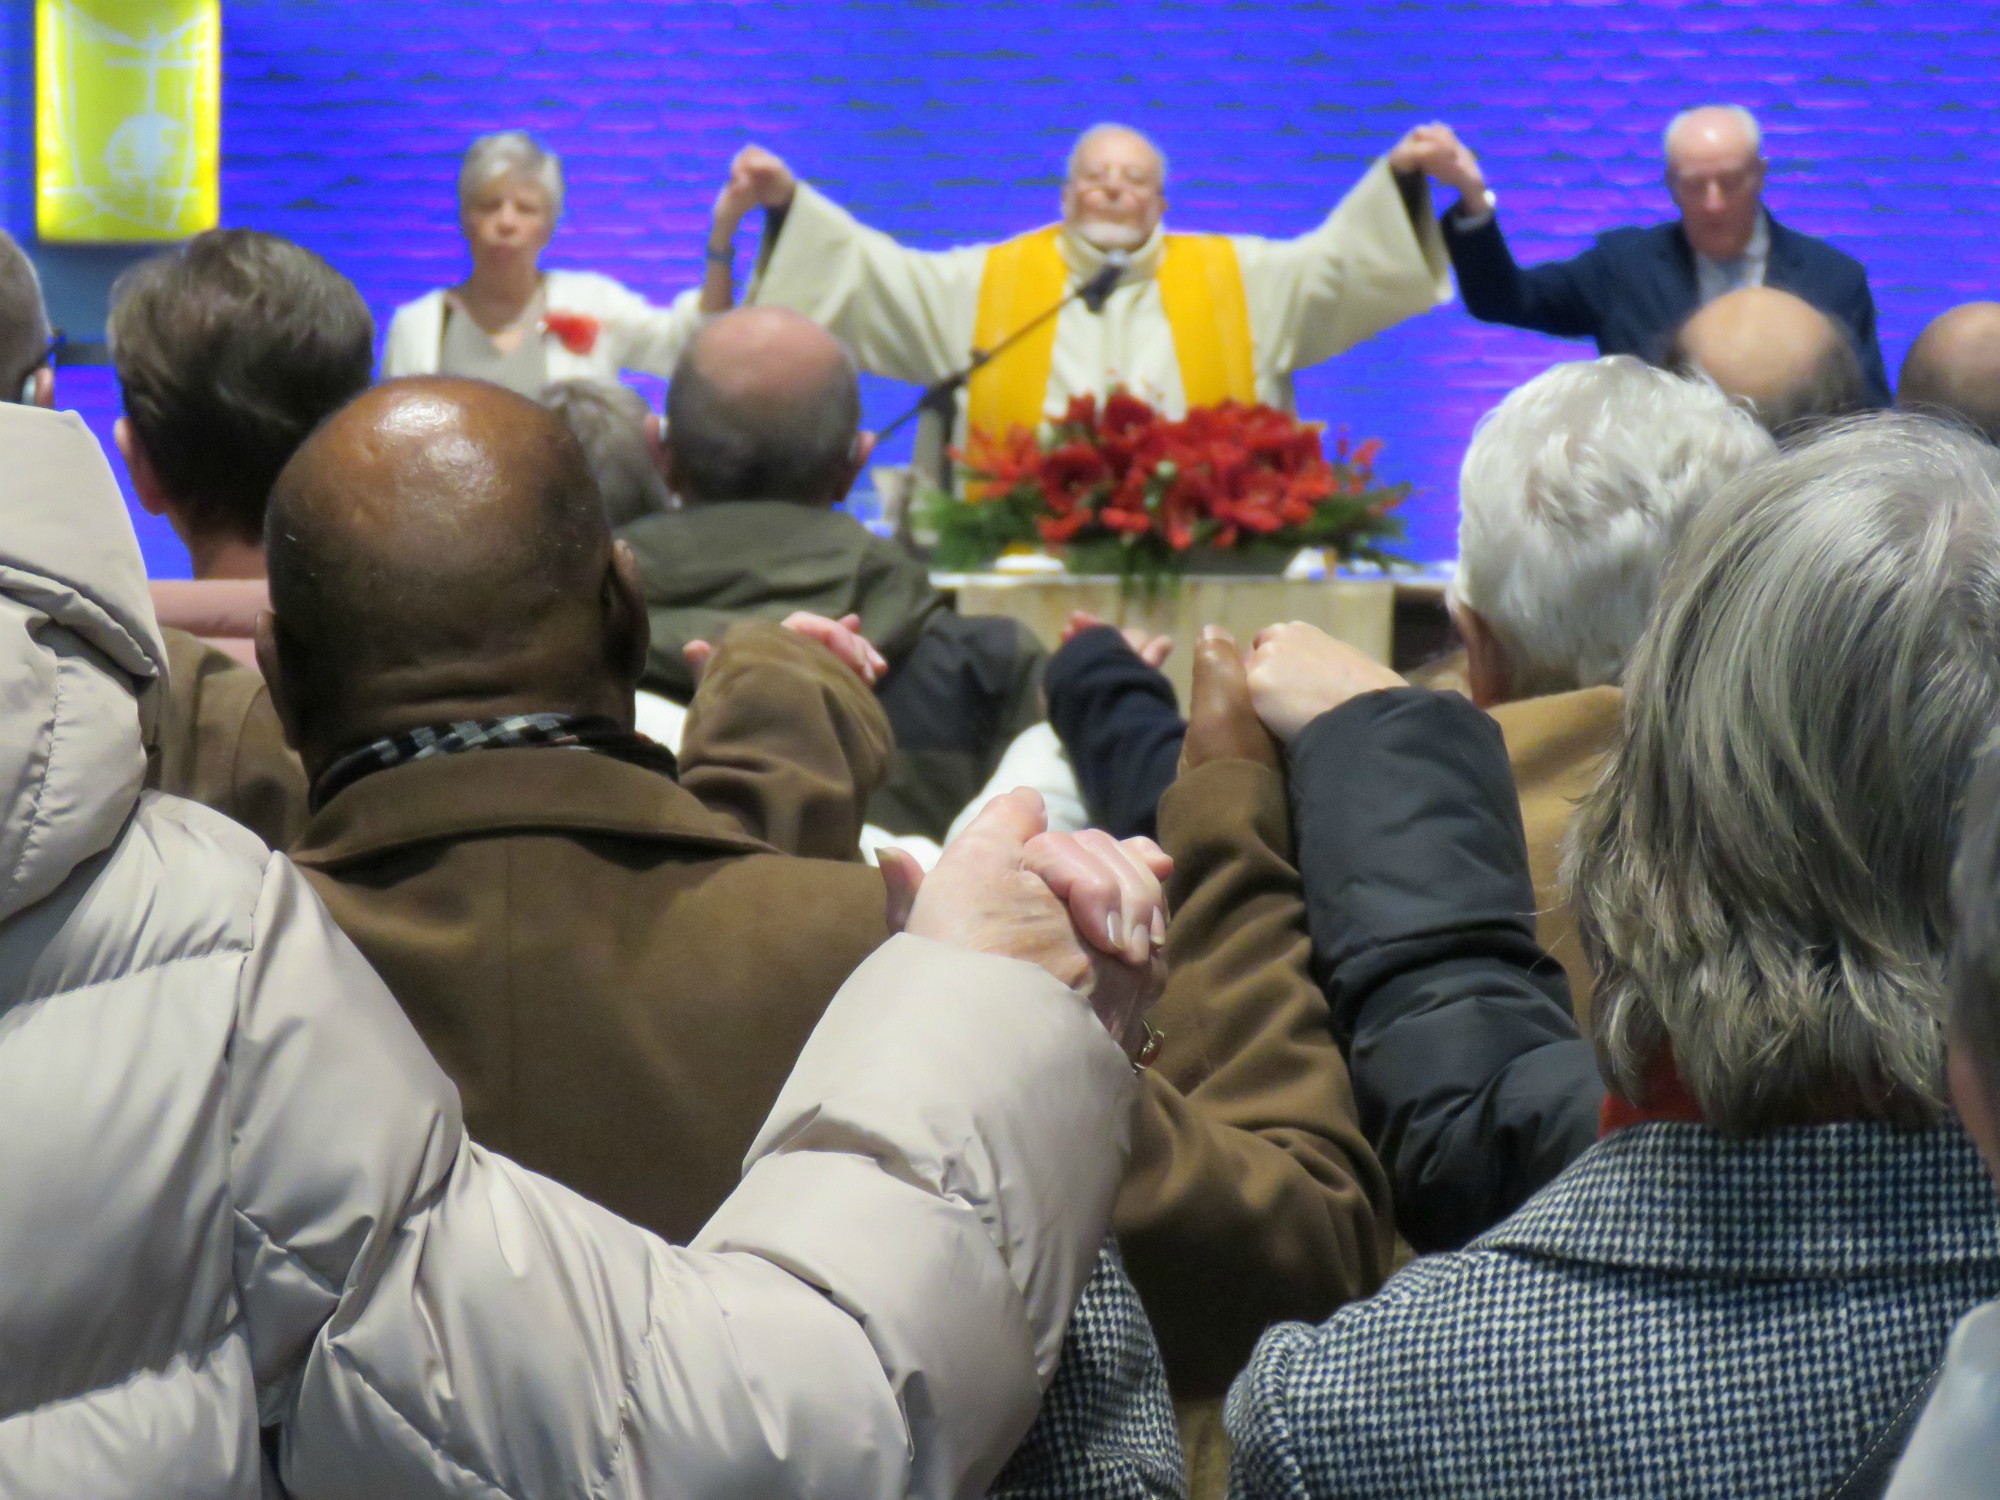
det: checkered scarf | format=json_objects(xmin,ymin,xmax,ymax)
[{"xmin": 310, "ymin": 713, "xmax": 678, "ymax": 811}]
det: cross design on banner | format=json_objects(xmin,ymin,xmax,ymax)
[{"xmin": 36, "ymin": 0, "xmax": 218, "ymax": 240}]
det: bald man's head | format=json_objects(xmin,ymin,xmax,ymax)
[
  {"xmin": 1670, "ymin": 286, "xmax": 1865, "ymax": 439},
  {"xmin": 1899, "ymin": 303, "xmax": 2000, "ymax": 445},
  {"xmin": 260, "ymin": 377, "xmax": 647, "ymax": 773},
  {"xmin": 664, "ymin": 306, "xmax": 864, "ymax": 506}
]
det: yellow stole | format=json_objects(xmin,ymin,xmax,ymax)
[{"xmin": 966, "ymin": 226, "xmax": 1256, "ymax": 440}]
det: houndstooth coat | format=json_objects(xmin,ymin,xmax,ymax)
[
  {"xmin": 995, "ymin": 1243, "xmax": 1188, "ymax": 1499},
  {"xmin": 1225, "ymin": 1121, "xmax": 2000, "ymax": 1499}
]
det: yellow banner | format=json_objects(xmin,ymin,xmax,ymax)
[{"xmin": 36, "ymin": 0, "xmax": 221, "ymax": 243}]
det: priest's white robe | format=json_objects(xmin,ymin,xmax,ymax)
[{"xmin": 749, "ymin": 157, "xmax": 1451, "ymax": 433}]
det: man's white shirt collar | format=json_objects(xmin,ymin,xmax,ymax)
[
  {"xmin": 1058, "ymin": 222, "xmax": 1168, "ymax": 282},
  {"xmin": 1694, "ymin": 210, "xmax": 1771, "ymax": 304}
]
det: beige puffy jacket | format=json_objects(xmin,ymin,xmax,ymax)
[{"xmin": 0, "ymin": 407, "xmax": 1137, "ymax": 1499}]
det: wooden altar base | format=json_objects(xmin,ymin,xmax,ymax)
[{"xmin": 933, "ymin": 571, "xmax": 1396, "ymax": 705}]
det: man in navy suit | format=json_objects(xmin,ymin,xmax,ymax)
[{"xmin": 1390, "ymin": 107, "xmax": 1890, "ymax": 405}]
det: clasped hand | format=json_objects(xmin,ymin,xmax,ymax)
[
  {"xmin": 713, "ymin": 144, "xmax": 798, "ymax": 233},
  {"xmin": 879, "ymin": 790, "xmax": 1171, "ymax": 1063},
  {"xmin": 1387, "ymin": 121, "xmax": 1487, "ymax": 207},
  {"xmin": 684, "ymin": 611, "xmax": 888, "ymax": 686}
]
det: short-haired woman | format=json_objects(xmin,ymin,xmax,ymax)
[
  {"xmin": 1226, "ymin": 415, "xmax": 2000, "ymax": 1496},
  {"xmin": 382, "ymin": 130, "xmax": 755, "ymax": 393}
]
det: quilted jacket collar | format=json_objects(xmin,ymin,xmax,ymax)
[
  {"xmin": 1478, "ymin": 1121, "xmax": 2000, "ymax": 1277},
  {"xmin": 0, "ymin": 407, "xmax": 167, "ymax": 921}
]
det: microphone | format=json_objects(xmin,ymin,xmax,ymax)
[
  {"xmin": 1079, "ymin": 250, "xmax": 1130, "ymax": 314},
  {"xmin": 876, "ymin": 246, "xmax": 1134, "ymax": 477}
]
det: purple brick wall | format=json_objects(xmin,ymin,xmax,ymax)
[{"xmin": 5, "ymin": 0, "xmax": 1995, "ymax": 575}]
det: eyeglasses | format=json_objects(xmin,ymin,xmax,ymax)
[{"xmin": 11, "ymin": 330, "xmax": 63, "ymax": 403}]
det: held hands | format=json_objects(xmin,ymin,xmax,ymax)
[
  {"xmin": 777, "ymin": 611, "xmax": 888, "ymax": 684},
  {"xmin": 715, "ymin": 145, "xmax": 797, "ymax": 229},
  {"xmin": 1180, "ymin": 625, "xmax": 1281, "ymax": 773},
  {"xmin": 683, "ymin": 612, "xmax": 888, "ymax": 686},
  {"xmin": 1387, "ymin": 122, "xmax": 1488, "ymax": 208},
  {"xmin": 1244, "ymin": 621, "xmax": 1407, "ymax": 744},
  {"xmin": 1063, "ymin": 610, "xmax": 1174, "ymax": 671},
  {"xmin": 878, "ymin": 789, "xmax": 1171, "ymax": 1061}
]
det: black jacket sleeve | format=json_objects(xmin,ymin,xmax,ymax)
[
  {"xmin": 871, "ymin": 613, "xmax": 1047, "ymax": 842},
  {"xmin": 1287, "ymin": 688, "xmax": 1603, "ymax": 1252},
  {"xmin": 1443, "ymin": 211, "xmax": 1602, "ymax": 341},
  {"xmin": 1044, "ymin": 627, "xmax": 1187, "ymax": 841},
  {"xmin": 1843, "ymin": 274, "xmax": 1892, "ymax": 408}
]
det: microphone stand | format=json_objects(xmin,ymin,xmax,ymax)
[{"xmin": 877, "ymin": 264, "xmax": 1119, "ymax": 494}]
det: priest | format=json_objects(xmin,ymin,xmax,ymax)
[{"xmin": 729, "ymin": 124, "xmax": 1457, "ymax": 446}]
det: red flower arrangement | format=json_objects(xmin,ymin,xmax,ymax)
[
  {"xmin": 541, "ymin": 310, "xmax": 601, "ymax": 356},
  {"xmin": 932, "ymin": 391, "xmax": 1406, "ymax": 585}
]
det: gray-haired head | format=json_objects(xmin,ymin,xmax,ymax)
[
  {"xmin": 541, "ymin": 379, "xmax": 672, "ymax": 529},
  {"xmin": 1952, "ymin": 740, "xmax": 2000, "ymax": 1126},
  {"xmin": 664, "ymin": 307, "xmax": 863, "ymax": 507},
  {"xmin": 1566, "ymin": 414, "xmax": 2000, "ymax": 1133},
  {"xmin": 1452, "ymin": 356, "xmax": 1773, "ymax": 700},
  {"xmin": 0, "ymin": 231, "xmax": 52, "ymax": 402},
  {"xmin": 1663, "ymin": 104, "xmax": 1762, "ymax": 159},
  {"xmin": 458, "ymin": 130, "xmax": 565, "ymax": 220},
  {"xmin": 1065, "ymin": 123, "xmax": 1169, "ymax": 187}
]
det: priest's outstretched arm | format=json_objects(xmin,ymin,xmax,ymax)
[
  {"xmin": 730, "ymin": 146, "xmax": 986, "ymax": 386},
  {"xmin": 1233, "ymin": 131, "xmax": 1459, "ymax": 375}
]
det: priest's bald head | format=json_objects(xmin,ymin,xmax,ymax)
[
  {"xmin": 1899, "ymin": 302, "xmax": 2000, "ymax": 445},
  {"xmin": 1063, "ymin": 124, "xmax": 1168, "ymax": 252},
  {"xmin": 1669, "ymin": 286, "xmax": 1866, "ymax": 439},
  {"xmin": 664, "ymin": 306, "xmax": 873, "ymax": 507}
]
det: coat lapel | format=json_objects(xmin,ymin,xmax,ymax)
[
  {"xmin": 1659, "ymin": 224, "xmax": 1700, "ymax": 342},
  {"xmin": 1761, "ymin": 215, "xmax": 1808, "ymax": 295}
]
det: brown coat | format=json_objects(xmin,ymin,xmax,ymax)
[
  {"xmin": 1114, "ymin": 758, "xmax": 1394, "ymax": 1400},
  {"xmin": 146, "ymin": 625, "xmax": 308, "ymax": 850},
  {"xmin": 288, "ymin": 625, "xmax": 895, "ymax": 1246},
  {"xmin": 1489, "ymin": 684, "xmax": 1623, "ymax": 1030},
  {"xmin": 675, "ymin": 621, "xmax": 893, "ymax": 863}
]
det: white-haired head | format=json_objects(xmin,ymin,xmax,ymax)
[
  {"xmin": 1062, "ymin": 124, "xmax": 1170, "ymax": 254},
  {"xmin": 1663, "ymin": 106, "xmax": 1766, "ymax": 260},
  {"xmin": 1451, "ymin": 356, "xmax": 1775, "ymax": 703},
  {"xmin": 1663, "ymin": 104, "xmax": 1762, "ymax": 159},
  {"xmin": 458, "ymin": 130, "xmax": 564, "ymax": 221},
  {"xmin": 1065, "ymin": 123, "xmax": 1169, "ymax": 188}
]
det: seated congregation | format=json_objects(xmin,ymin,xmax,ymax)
[{"xmin": 6, "ymin": 214, "xmax": 2000, "ymax": 1500}]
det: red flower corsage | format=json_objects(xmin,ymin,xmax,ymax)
[{"xmin": 542, "ymin": 310, "xmax": 600, "ymax": 356}]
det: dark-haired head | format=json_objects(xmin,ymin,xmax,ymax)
[{"xmin": 110, "ymin": 228, "xmax": 374, "ymax": 561}]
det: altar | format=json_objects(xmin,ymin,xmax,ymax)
[{"xmin": 931, "ymin": 568, "xmax": 1397, "ymax": 704}]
